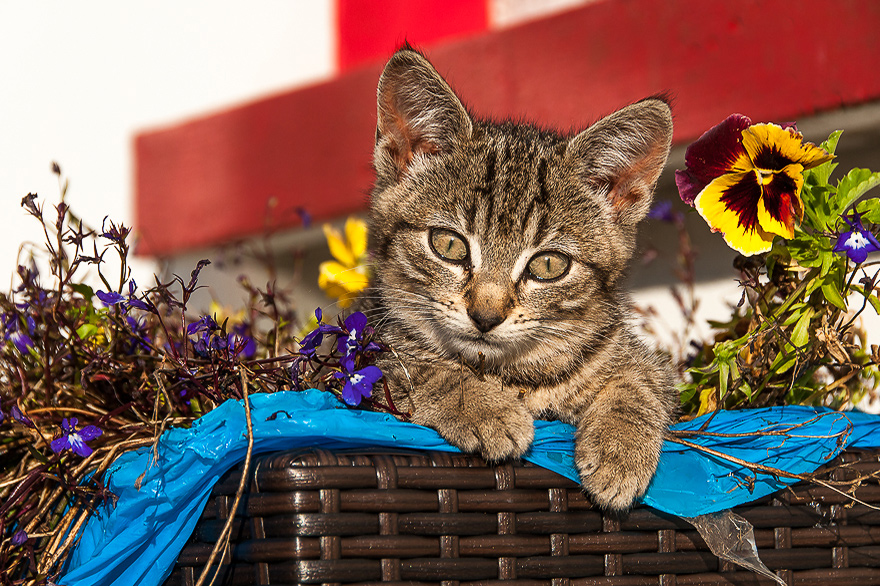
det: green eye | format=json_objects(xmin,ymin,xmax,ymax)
[
  {"xmin": 429, "ymin": 228, "xmax": 469, "ymax": 262},
  {"xmin": 527, "ymin": 252, "xmax": 570, "ymax": 281}
]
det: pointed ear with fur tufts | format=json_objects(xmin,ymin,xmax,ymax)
[
  {"xmin": 565, "ymin": 99, "xmax": 673, "ymax": 225},
  {"xmin": 374, "ymin": 48, "xmax": 473, "ymax": 182}
]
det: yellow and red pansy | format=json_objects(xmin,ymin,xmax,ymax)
[{"xmin": 676, "ymin": 114, "xmax": 833, "ymax": 255}]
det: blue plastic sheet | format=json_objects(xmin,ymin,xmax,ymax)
[{"xmin": 61, "ymin": 389, "xmax": 880, "ymax": 586}]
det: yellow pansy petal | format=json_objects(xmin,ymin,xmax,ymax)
[
  {"xmin": 742, "ymin": 124, "xmax": 833, "ymax": 171},
  {"xmin": 323, "ymin": 224, "xmax": 356, "ymax": 267},
  {"xmin": 695, "ymin": 172, "xmax": 775, "ymax": 255},
  {"xmin": 318, "ymin": 260, "xmax": 350, "ymax": 280},
  {"xmin": 344, "ymin": 217, "xmax": 368, "ymax": 261},
  {"xmin": 757, "ymin": 196, "xmax": 794, "ymax": 239},
  {"xmin": 318, "ymin": 261, "xmax": 369, "ymax": 298}
]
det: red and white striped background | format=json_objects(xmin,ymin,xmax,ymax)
[{"xmin": 135, "ymin": 0, "xmax": 880, "ymax": 257}]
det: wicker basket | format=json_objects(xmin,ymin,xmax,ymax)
[{"xmin": 165, "ymin": 448, "xmax": 880, "ymax": 585}]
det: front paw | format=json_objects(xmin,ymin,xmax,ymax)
[
  {"xmin": 575, "ymin": 421, "xmax": 663, "ymax": 512},
  {"xmin": 423, "ymin": 399, "xmax": 534, "ymax": 462}
]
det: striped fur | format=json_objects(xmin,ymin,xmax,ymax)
[{"xmin": 359, "ymin": 48, "xmax": 677, "ymax": 511}]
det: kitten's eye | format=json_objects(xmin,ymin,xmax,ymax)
[
  {"xmin": 527, "ymin": 252, "xmax": 570, "ymax": 281},
  {"xmin": 430, "ymin": 228, "xmax": 469, "ymax": 262}
]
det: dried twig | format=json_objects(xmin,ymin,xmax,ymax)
[{"xmin": 194, "ymin": 367, "xmax": 255, "ymax": 586}]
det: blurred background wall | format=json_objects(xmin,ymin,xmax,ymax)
[{"xmin": 4, "ymin": 0, "xmax": 880, "ymax": 351}]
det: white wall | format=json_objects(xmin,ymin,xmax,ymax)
[{"xmin": 0, "ymin": 1, "xmax": 335, "ymax": 290}]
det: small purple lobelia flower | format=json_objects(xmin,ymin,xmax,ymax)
[
  {"xmin": 834, "ymin": 212, "xmax": 880, "ymax": 264},
  {"xmin": 11, "ymin": 529, "xmax": 27, "ymax": 546},
  {"xmin": 298, "ymin": 308, "xmax": 342, "ymax": 357},
  {"xmin": 2, "ymin": 312, "xmax": 35, "ymax": 354},
  {"xmin": 96, "ymin": 290, "xmax": 126, "ymax": 306},
  {"xmin": 337, "ymin": 312, "xmax": 382, "ymax": 360},
  {"xmin": 10, "ymin": 404, "xmax": 34, "ymax": 429},
  {"xmin": 332, "ymin": 355, "xmax": 383, "ymax": 406},
  {"xmin": 100, "ymin": 217, "xmax": 131, "ymax": 244},
  {"xmin": 50, "ymin": 417, "xmax": 103, "ymax": 457},
  {"xmin": 96, "ymin": 280, "xmax": 153, "ymax": 312},
  {"xmin": 646, "ymin": 200, "xmax": 683, "ymax": 224}
]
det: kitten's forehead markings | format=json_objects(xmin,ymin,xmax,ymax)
[
  {"xmin": 512, "ymin": 248, "xmax": 538, "ymax": 283},
  {"xmin": 467, "ymin": 235, "xmax": 482, "ymax": 272}
]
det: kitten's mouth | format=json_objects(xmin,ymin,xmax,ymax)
[{"xmin": 447, "ymin": 331, "xmax": 510, "ymax": 363}]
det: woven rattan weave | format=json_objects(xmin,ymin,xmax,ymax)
[{"xmin": 165, "ymin": 448, "xmax": 880, "ymax": 585}]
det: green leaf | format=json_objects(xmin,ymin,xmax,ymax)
[
  {"xmin": 718, "ymin": 361, "xmax": 729, "ymax": 398},
  {"xmin": 740, "ymin": 379, "xmax": 753, "ymax": 401},
  {"xmin": 790, "ymin": 308, "xmax": 814, "ymax": 348},
  {"xmin": 821, "ymin": 281, "xmax": 847, "ymax": 310},
  {"xmin": 857, "ymin": 198, "xmax": 880, "ymax": 225},
  {"xmin": 819, "ymin": 249, "xmax": 834, "ymax": 278},
  {"xmin": 76, "ymin": 323, "xmax": 99, "ymax": 340},
  {"xmin": 780, "ymin": 305, "xmax": 805, "ymax": 327},
  {"xmin": 836, "ymin": 168, "xmax": 880, "ymax": 214},
  {"xmin": 28, "ymin": 444, "xmax": 51, "ymax": 465},
  {"xmin": 70, "ymin": 283, "xmax": 94, "ymax": 300},
  {"xmin": 770, "ymin": 351, "xmax": 797, "ymax": 375},
  {"xmin": 809, "ymin": 130, "xmax": 842, "ymax": 186},
  {"xmin": 852, "ymin": 285, "xmax": 880, "ymax": 316}
]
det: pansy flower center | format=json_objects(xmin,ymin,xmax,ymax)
[{"xmin": 755, "ymin": 168, "xmax": 776, "ymax": 185}]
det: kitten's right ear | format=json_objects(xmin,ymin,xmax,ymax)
[{"xmin": 375, "ymin": 49, "xmax": 473, "ymax": 181}]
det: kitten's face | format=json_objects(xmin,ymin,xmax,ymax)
[
  {"xmin": 373, "ymin": 127, "xmax": 619, "ymax": 369},
  {"xmin": 368, "ymin": 50, "xmax": 672, "ymax": 374}
]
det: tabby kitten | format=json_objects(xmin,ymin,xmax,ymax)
[{"xmin": 360, "ymin": 48, "xmax": 677, "ymax": 511}]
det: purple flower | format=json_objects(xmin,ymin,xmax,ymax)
[
  {"xmin": 333, "ymin": 356, "xmax": 383, "ymax": 406},
  {"xmin": 100, "ymin": 218, "xmax": 131, "ymax": 244},
  {"xmin": 11, "ymin": 405, "xmax": 34, "ymax": 429},
  {"xmin": 96, "ymin": 290, "xmax": 126, "ymax": 306},
  {"xmin": 2, "ymin": 312, "xmax": 36, "ymax": 354},
  {"xmin": 337, "ymin": 311, "xmax": 381, "ymax": 359},
  {"xmin": 230, "ymin": 323, "xmax": 256, "ymax": 359},
  {"xmin": 50, "ymin": 417, "xmax": 103, "ymax": 457},
  {"xmin": 15, "ymin": 264, "xmax": 39, "ymax": 293},
  {"xmin": 9, "ymin": 328, "xmax": 35, "ymax": 354},
  {"xmin": 126, "ymin": 280, "xmax": 153, "ymax": 312},
  {"xmin": 187, "ymin": 315, "xmax": 218, "ymax": 336},
  {"xmin": 296, "ymin": 206, "xmax": 312, "ymax": 227},
  {"xmin": 647, "ymin": 200, "xmax": 683, "ymax": 224},
  {"xmin": 11, "ymin": 529, "xmax": 27, "ymax": 546},
  {"xmin": 338, "ymin": 312, "xmax": 367, "ymax": 358},
  {"xmin": 834, "ymin": 212, "xmax": 880, "ymax": 264},
  {"xmin": 124, "ymin": 316, "xmax": 152, "ymax": 353},
  {"xmin": 298, "ymin": 308, "xmax": 342, "ymax": 357}
]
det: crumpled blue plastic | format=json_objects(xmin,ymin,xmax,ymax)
[{"xmin": 61, "ymin": 389, "xmax": 880, "ymax": 586}]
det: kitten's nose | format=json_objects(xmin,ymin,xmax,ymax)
[{"xmin": 467, "ymin": 307, "xmax": 505, "ymax": 333}]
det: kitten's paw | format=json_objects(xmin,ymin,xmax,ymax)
[
  {"xmin": 575, "ymin": 425, "xmax": 662, "ymax": 512},
  {"xmin": 436, "ymin": 402, "xmax": 535, "ymax": 462},
  {"xmin": 577, "ymin": 453, "xmax": 654, "ymax": 511}
]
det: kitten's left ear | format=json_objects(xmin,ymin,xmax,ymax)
[
  {"xmin": 566, "ymin": 99, "xmax": 673, "ymax": 225},
  {"xmin": 375, "ymin": 48, "xmax": 473, "ymax": 181}
]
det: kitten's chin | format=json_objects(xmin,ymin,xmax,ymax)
[{"xmin": 438, "ymin": 330, "xmax": 523, "ymax": 368}]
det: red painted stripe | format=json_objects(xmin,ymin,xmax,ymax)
[
  {"xmin": 135, "ymin": 0, "xmax": 880, "ymax": 257},
  {"xmin": 337, "ymin": 0, "xmax": 489, "ymax": 71}
]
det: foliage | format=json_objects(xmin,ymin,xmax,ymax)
[
  {"xmin": 0, "ymin": 166, "xmax": 309, "ymax": 585},
  {"xmin": 674, "ymin": 126, "xmax": 880, "ymax": 415}
]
